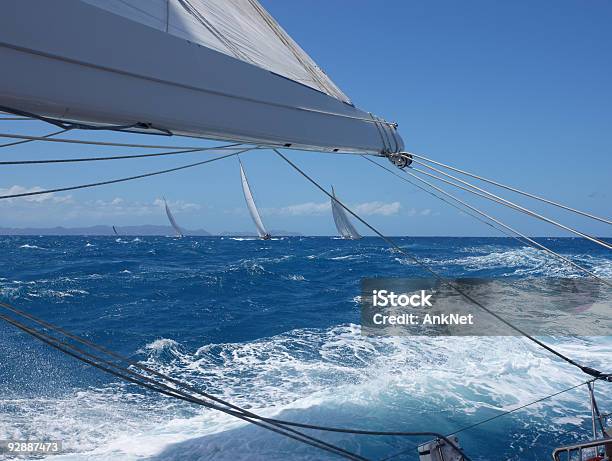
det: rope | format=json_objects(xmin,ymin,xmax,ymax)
[
  {"xmin": 275, "ymin": 149, "xmax": 612, "ymax": 380},
  {"xmin": 0, "ymin": 143, "xmax": 246, "ymax": 165},
  {"xmin": 0, "ymin": 132, "xmax": 386, "ymax": 157},
  {"xmin": 366, "ymin": 156, "xmax": 607, "ymax": 281},
  {"xmin": 409, "ymin": 152, "xmax": 612, "ymax": 225},
  {"xmin": 364, "ymin": 155, "xmax": 608, "ymax": 283},
  {"xmin": 362, "ymin": 155, "xmax": 529, "ymax": 247},
  {"xmin": 400, "ymin": 167, "xmax": 610, "ymax": 285},
  {"xmin": 0, "ymin": 132, "xmax": 227, "ymax": 150},
  {"xmin": 0, "ymin": 105, "xmax": 172, "ymax": 136},
  {"xmin": 0, "ymin": 129, "xmax": 68, "ymax": 148},
  {"xmin": 410, "ymin": 158, "xmax": 612, "ymax": 250},
  {"xmin": 0, "ymin": 149, "xmax": 254, "ymax": 200},
  {"xmin": 365, "ymin": 156, "xmax": 612, "ymax": 289}
]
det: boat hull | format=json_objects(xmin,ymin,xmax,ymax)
[{"xmin": 0, "ymin": 0, "xmax": 404, "ymax": 154}]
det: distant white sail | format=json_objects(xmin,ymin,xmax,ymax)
[
  {"xmin": 331, "ymin": 186, "xmax": 361, "ymax": 240},
  {"xmin": 239, "ymin": 161, "xmax": 269, "ymax": 239},
  {"xmin": 163, "ymin": 197, "xmax": 184, "ymax": 237}
]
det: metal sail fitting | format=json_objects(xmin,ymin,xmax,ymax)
[{"xmin": 387, "ymin": 152, "xmax": 413, "ymax": 169}]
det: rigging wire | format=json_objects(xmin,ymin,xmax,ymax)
[
  {"xmin": 361, "ymin": 155, "xmax": 529, "ymax": 247},
  {"xmin": 275, "ymin": 149, "xmax": 612, "ymax": 379},
  {"xmin": 400, "ymin": 166, "xmax": 610, "ymax": 285},
  {"xmin": 0, "ymin": 132, "xmax": 383, "ymax": 158},
  {"xmin": 0, "ymin": 301, "xmax": 469, "ymax": 460},
  {"xmin": 0, "ymin": 129, "xmax": 69, "ymax": 149},
  {"xmin": 0, "ymin": 132, "xmax": 236, "ymax": 150},
  {"xmin": 363, "ymin": 155, "xmax": 607, "ymax": 284},
  {"xmin": 409, "ymin": 152, "xmax": 612, "ymax": 225},
  {"xmin": 0, "ymin": 149, "xmax": 255, "ymax": 201},
  {"xmin": 0, "ymin": 105, "xmax": 173, "ymax": 136},
  {"xmin": 0, "ymin": 143, "xmax": 246, "ymax": 165},
  {"xmin": 409, "ymin": 158, "xmax": 611, "ymax": 250}
]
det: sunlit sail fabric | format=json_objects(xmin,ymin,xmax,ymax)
[
  {"xmin": 80, "ymin": 0, "xmax": 349, "ymax": 103},
  {"xmin": 1, "ymin": 1, "xmax": 404, "ymax": 154},
  {"xmin": 331, "ymin": 187, "xmax": 361, "ymax": 240},
  {"xmin": 163, "ymin": 198, "xmax": 184, "ymax": 237},
  {"xmin": 239, "ymin": 161, "xmax": 269, "ymax": 238}
]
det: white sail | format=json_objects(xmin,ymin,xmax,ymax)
[
  {"xmin": 80, "ymin": 0, "xmax": 349, "ymax": 103},
  {"xmin": 0, "ymin": 1, "xmax": 404, "ymax": 155},
  {"xmin": 163, "ymin": 198, "xmax": 184, "ymax": 237},
  {"xmin": 239, "ymin": 161, "xmax": 269, "ymax": 238},
  {"xmin": 331, "ymin": 187, "xmax": 361, "ymax": 240}
]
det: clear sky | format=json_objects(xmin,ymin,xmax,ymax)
[{"xmin": 1, "ymin": 0, "xmax": 610, "ymax": 236}]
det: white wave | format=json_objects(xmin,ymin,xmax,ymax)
[
  {"xmin": 2, "ymin": 237, "xmax": 610, "ymax": 460},
  {"xmin": 19, "ymin": 243, "xmax": 45, "ymax": 250},
  {"xmin": 16, "ymin": 325, "xmax": 607, "ymax": 461},
  {"xmin": 396, "ymin": 246, "xmax": 612, "ymax": 278},
  {"xmin": 26, "ymin": 288, "xmax": 89, "ymax": 299},
  {"xmin": 329, "ymin": 254, "xmax": 361, "ymax": 261},
  {"xmin": 142, "ymin": 338, "xmax": 180, "ymax": 353}
]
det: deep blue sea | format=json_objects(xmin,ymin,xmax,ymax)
[{"xmin": 0, "ymin": 236, "xmax": 610, "ymax": 461}]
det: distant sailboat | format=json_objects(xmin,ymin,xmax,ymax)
[
  {"xmin": 331, "ymin": 186, "xmax": 361, "ymax": 239},
  {"xmin": 239, "ymin": 161, "xmax": 271, "ymax": 240},
  {"xmin": 112, "ymin": 225, "xmax": 118, "ymax": 236},
  {"xmin": 163, "ymin": 197, "xmax": 184, "ymax": 238}
]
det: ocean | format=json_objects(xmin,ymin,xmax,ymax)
[{"xmin": 0, "ymin": 236, "xmax": 610, "ymax": 461}]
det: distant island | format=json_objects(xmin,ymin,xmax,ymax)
[{"xmin": 0, "ymin": 225, "xmax": 301, "ymax": 237}]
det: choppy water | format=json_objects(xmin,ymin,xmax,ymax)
[{"xmin": 0, "ymin": 236, "xmax": 610, "ymax": 461}]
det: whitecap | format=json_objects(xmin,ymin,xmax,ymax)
[{"xmin": 19, "ymin": 244, "xmax": 45, "ymax": 250}]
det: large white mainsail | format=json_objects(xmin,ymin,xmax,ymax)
[
  {"xmin": 163, "ymin": 197, "xmax": 184, "ymax": 237},
  {"xmin": 0, "ymin": 0, "xmax": 404, "ymax": 155},
  {"xmin": 239, "ymin": 161, "xmax": 270, "ymax": 239},
  {"xmin": 331, "ymin": 186, "xmax": 361, "ymax": 240},
  {"xmin": 80, "ymin": 0, "xmax": 350, "ymax": 104}
]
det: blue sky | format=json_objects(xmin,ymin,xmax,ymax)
[{"xmin": 1, "ymin": 0, "xmax": 610, "ymax": 236}]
